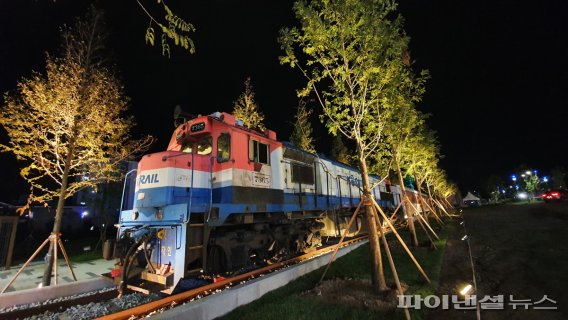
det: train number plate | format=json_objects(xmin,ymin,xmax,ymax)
[
  {"xmin": 252, "ymin": 172, "xmax": 270, "ymax": 187},
  {"xmin": 190, "ymin": 122, "xmax": 205, "ymax": 132}
]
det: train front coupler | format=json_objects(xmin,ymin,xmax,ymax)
[{"xmin": 113, "ymin": 227, "xmax": 156, "ymax": 297}]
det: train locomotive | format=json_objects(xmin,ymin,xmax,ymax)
[{"xmin": 112, "ymin": 111, "xmax": 403, "ymax": 294}]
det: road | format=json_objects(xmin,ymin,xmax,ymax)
[{"xmin": 429, "ymin": 202, "xmax": 568, "ymax": 320}]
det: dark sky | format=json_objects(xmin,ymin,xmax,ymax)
[{"xmin": 1, "ymin": 0, "xmax": 567, "ymax": 202}]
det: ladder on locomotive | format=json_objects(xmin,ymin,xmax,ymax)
[{"xmin": 185, "ymin": 212, "xmax": 210, "ymax": 275}]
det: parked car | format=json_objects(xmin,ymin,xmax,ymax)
[{"xmin": 541, "ymin": 189, "xmax": 568, "ymax": 202}]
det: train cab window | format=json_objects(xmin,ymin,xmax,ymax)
[
  {"xmin": 249, "ymin": 139, "xmax": 270, "ymax": 165},
  {"xmin": 217, "ymin": 133, "xmax": 231, "ymax": 162},
  {"xmin": 181, "ymin": 142, "xmax": 193, "ymax": 153},
  {"xmin": 197, "ymin": 137, "xmax": 212, "ymax": 155}
]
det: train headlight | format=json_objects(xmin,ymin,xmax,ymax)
[{"xmin": 156, "ymin": 209, "xmax": 164, "ymax": 220}]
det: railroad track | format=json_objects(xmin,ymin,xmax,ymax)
[
  {"xmin": 0, "ymin": 287, "xmax": 119, "ymax": 320},
  {"xmin": 0, "ymin": 236, "xmax": 367, "ymax": 320},
  {"xmin": 99, "ymin": 235, "xmax": 367, "ymax": 320}
]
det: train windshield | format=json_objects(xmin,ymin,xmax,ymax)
[{"xmin": 181, "ymin": 136, "xmax": 212, "ymax": 155}]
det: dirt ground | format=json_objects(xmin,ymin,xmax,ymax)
[
  {"xmin": 302, "ymin": 278, "xmax": 408, "ymax": 313},
  {"xmin": 428, "ymin": 202, "xmax": 568, "ymax": 320}
]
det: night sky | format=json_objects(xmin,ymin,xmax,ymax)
[{"xmin": 1, "ymin": 0, "xmax": 567, "ymax": 202}]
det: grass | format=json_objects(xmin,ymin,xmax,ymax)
[{"xmin": 221, "ymin": 223, "xmax": 451, "ymax": 320}]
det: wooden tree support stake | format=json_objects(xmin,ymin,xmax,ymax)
[
  {"xmin": 422, "ymin": 198, "xmax": 444, "ymax": 226},
  {"xmin": 371, "ymin": 198, "xmax": 431, "ymax": 283},
  {"xmin": 319, "ymin": 200, "xmax": 364, "ymax": 283},
  {"xmin": 414, "ymin": 213, "xmax": 437, "ymax": 249},
  {"xmin": 374, "ymin": 205, "xmax": 412, "ymax": 320},
  {"xmin": 433, "ymin": 198, "xmax": 451, "ymax": 217},
  {"xmin": 1, "ymin": 233, "xmax": 76, "ymax": 293},
  {"xmin": 406, "ymin": 199, "xmax": 440, "ymax": 241},
  {"xmin": 405, "ymin": 198, "xmax": 439, "ymax": 241},
  {"xmin": 388, "ymin": 202, "xmax": 403, "ymax": 222}
]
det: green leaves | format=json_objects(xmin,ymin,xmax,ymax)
[
  {"xmin": 145, "ymin": 27, "xmax": 155, "ymax": 46},
  {"xmin": 138, "ymin": 0, "xmax": 196, "ymax": 57}
]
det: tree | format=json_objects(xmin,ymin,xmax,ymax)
[
  {"xmin": 290, "ymin": 99, "xmax": 316, "ymax": 153},
  {"xmin": 383, "ymin": 104, "xmax": 427, "ymax": 247},
  {"xmin": 0, "ymin": 8, "xmax": 152, "ymax": 287},
  {"xmin": 329, "ymin": 134, "xmax": 351, "ymax": 164},
  {"xmin": 524, "ymin": 173, "xmax": 540, "ymax": 200},
  {"xmin": 280, "ymin": 0, "xmax": 430, "ymax": 299},
  {"xmin": 232, "ymin": 77, "xmax": 265, "ymax": 131},
  {"xmin": 402, "ymin": 125, "xmax": 447, "ymax": 230}
]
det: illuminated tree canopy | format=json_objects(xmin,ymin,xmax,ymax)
[
  {"xmin": 0, "ymin": 9, "xmax": 152, "ymax": 211},
  {"xmin": 290, "ymin": 99, "xmax": 316, "ymax": 153},
  {"xmin": 232, "ymin": 77, "xmax": 266, "ymax": 131},
  {"xmin": 0, "ymin": 7, "xmax": 153, "ymax": 286}
]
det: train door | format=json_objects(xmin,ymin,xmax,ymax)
[{"xmin": 249, "ymin": 139, "xmax": 272, "ymax": 189}]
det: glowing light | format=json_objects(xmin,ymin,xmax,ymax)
[
  {"xmin": 461, "ymin": 235, "xmax": 468, "ymax": 241},
  {"xmin": 543, "ymin": 176, "xmax": 549, "ymax": 183},
  {"xmin": 404, "ymin": 215, "xmax": 408, "ymax": 219},
  {"xmin": 525, "ymin": 170, "xmax": 532, "ymax": 175},
  {"xmin": 81, "ymin": 211, "xmax": 89, "ymax": 218},
  {"xmin": 459, "ymin": 284, "xmax": 473, "ymax": 296},
  {"xmin": 517, "ymin": 192, "xmax": 528, "ymax": 199}
]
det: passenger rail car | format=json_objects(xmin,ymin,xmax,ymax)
[{"xmin": 113, "ymin": 112, "xmax": 402, "ymax": 293}]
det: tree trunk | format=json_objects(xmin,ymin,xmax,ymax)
[
  {"xmin": 394, "ymin": 155, "xmax": 419, "ymax": 247},
  {"xmin": 358, "ymin": 154, "xmax": 388, "ymax": 293},
  {"xmin": 42, "ymin": 137, "xmax": 76, "ymax": 286}
]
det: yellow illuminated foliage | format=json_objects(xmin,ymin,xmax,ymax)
[
  {"xmin": 137, "ymin": 0, "xmax": 196, "ymax": 58},
  {"xmin": 0, "ymin": 9, "xmax": 153, "ymax": 214},
  {"xmin": 232, "ymin": 77, "xmax": 266, "ymax": 132},
  {"xmin": 290, "ymin": 100, "xmax": 316, "ymax": 153}
]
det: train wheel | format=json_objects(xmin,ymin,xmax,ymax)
[{"xmin": 207, "ymin": 245, "xmax": 227, "ymax": 275}]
